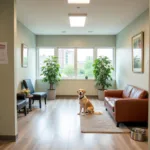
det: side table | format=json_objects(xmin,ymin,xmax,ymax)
[{"xmin": 26, "ymin": 94, "xmax": 33, "ymax": 111}]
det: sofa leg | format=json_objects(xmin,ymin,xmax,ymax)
[
  {"xmin": 44, "ymin": 97, "xmax": 47, "ymax": 105},
  {"xmin": 24, "ymin": 106, "xmax": 27, "ymax": 116},
  {"xmin": 116, "ymin": 122, "xmax": 120, "ymax": 127},
  {"xmin": 39, "ymin": 98, "xmax": 41, "ymax": 108},
  {"xmin": 105, "ymin": 108, "xmax": 107, "ymax": 111}
]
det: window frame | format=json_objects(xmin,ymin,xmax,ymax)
[
  {"xmin": 37, "ymin": 47, "xmax": 56, "ymax": 79},
  {"xmin": 37, "ymin": 47, "xmax": 115, "ymax": 80}
]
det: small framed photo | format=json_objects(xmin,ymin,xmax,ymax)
[
  {"xmin": 132, "ymin": 32, "xmax": 144, "ymax": 73},
  {"xmin": 21, "ymin": 43, "xmax": 28, "ymax": 68}
]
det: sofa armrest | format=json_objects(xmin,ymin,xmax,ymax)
[
  {"xmin": 104, "ymin": 90, "xmax": 123, "ymax": 98},
  {"xmin": 115, "ymin": 99, "xmax": 148, "ymax": 122},
  {"xmin": 17, "ymin": 93, "xmax": 26, "ymax": 100}
]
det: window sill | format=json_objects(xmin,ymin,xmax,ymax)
[{"xmin": 37, "ymin": 78, "xmax": 95, "ymax": 81}]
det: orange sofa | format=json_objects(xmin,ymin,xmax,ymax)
[{"xmin": 104, "ymin": 85, "xmax": 148, "ymax": 127}]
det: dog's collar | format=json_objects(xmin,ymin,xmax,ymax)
[{"xmin": 79, "ymin": 96, "xmax": 84, "ymax": 99}]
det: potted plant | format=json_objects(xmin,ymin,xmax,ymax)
[
  {"xmin": 41, "ymin": 56, "xmax": 61, "ymax": 100},
  {"xmin": 93, "ymin": 56, "xmax": 114, "ymax": 100}
]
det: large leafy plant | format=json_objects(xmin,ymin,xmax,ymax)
[
  {"xmin": 93, "ymin": 56, "xmax": 114, "ymax": 90},
  {"xmin": 41, "ymin": 56, "xmax": 61, "ymax": 90}
]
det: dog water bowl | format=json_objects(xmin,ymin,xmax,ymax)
[{"xmin": 130, "ymin": 128, "xmax": 146, "ymax": 142}]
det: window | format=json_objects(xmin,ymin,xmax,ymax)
[
  {"xmin": 97, "ymin": 48, "xmax": 115, "ymax": 78},
  {"xmin": 97, "ymin": 48, "xmax": 114, "ymax": 65},
  {"xmin": 38, "ymin": 48, "xmax": 54, "ymax": 76},
  {"xmin": 58, "ymin": 48, "xmax": 75, "ymax": 79},
  {"xmin": 77, "ymin": 48, "xmax": 93, "ymax": 79},
  {"xmin": 38, "ymin": 47, "xmax": 114, "ymax": 79}
]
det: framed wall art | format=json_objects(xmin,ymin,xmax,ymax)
[
  {"xmin": 132, "ymin": 32, "xmax": 144, "ymax": 73},
  {"xmin": 21, "ymin": 43, "xmax": 28, "ymax": 68}
]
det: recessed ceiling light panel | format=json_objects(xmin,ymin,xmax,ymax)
[
  {"xmin": 68, "ymin": 0, "xmax": 90, "ymax": 4},
  {"xmin": 69, "ymin": 13, "xmax": 87, "ymax": 27}
]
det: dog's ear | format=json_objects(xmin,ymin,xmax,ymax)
[
  {"xmin": 77, "ymin": 90, "xmax": 79, "ymax": 94},
  {"xmin": 83, "ymin": 90, "xmax": 86, "ymax": 94}
]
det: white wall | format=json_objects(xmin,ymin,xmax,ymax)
[
  {"xmin": 36, "ymin": 35, "xmax": 116, "ymax": 95},
  {"xmin": 36, "ymin": 79, "xmax": 116, "ymax": 96},
  {"xmin": 16, "ymin": 21, "xmax": 36, "ymax": 92},
  {"xmin": 116, "ymin": 9, "xmax": 149, "ymax": 90}
]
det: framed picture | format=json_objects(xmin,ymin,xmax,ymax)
[
  {"xmin": 21, "ymin": 43, "xmax": 28, "ymax": 68},
  {"xmin": 132, "ymin": 32, "xmax": 144, "ymax": 73}
]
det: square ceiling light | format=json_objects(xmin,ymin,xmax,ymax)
[
  {"xmin": 68, "ymin": 0, "xmax": 90, "ymax": 4},
  {"xmin": 69, "ymin": 13, "xmax": 87, "ymax": 27}
]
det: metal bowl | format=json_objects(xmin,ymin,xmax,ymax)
[{"xmin": 130, "ymin": 128, "xmax": 146, "ymax": 142}]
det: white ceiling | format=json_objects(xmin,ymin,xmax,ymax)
[{"xmin": 16, "ymin": 0, "xmax": 149, "ymax": 35}]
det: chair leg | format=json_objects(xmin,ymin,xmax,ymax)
[
  {"xmin": 44, "ymin": 96, "xmax": 47, "ymax": 105},
  {"xmin": 39, "ymin": 98, "xmax": 42, "ymax": 108},
  {"xmin": 24, "ymin": 106, "xmax": 27, "ymax": 116},
  {"xmin": 29, "ymin": 98, "xmax": 32, "ymax": 111}
]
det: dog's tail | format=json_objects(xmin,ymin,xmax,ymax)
[{"xmin": 94, "ymin": 111, "xmax": 102, "ymax": 115}]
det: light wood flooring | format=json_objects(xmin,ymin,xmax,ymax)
[{"xmin": 0, "ymin": 98, "xmax": 148, "ymax": 150}]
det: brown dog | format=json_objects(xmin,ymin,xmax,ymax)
[{"xmin": 77, "ymin": 89, "xmax": 94, "ymax": 115}]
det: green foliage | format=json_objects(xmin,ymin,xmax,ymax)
[
  {"xmin": 93, "ymin": 56, "xmax": 114, "ymax": 90},
  {"xmin": 41, "ymin": 56, "xmax": 61, "ymax": 90},
  {"xmin": 63, "ymin": 65, "xmax": 74, "ymax": 77}
]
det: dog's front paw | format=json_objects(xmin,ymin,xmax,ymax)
[{"xmin": 82, "ymin": 113, "xmax": 86, "ymax": 116}]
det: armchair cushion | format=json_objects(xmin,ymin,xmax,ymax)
[
  {"xmin": 17, "ymin": 99, "xmax": 27, "ymax": 110},
  {"xmin": 32, "ymin": 92, "xmax": 47, "ymax": 97}
]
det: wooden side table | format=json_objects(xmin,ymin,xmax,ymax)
[{"xmin": 26, "ymin": 94, "xmax": 33, "ymax": 111}]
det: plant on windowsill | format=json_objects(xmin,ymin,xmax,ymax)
[
  {"xmin": 93, "ymin": 56, "xmax": 114, "ymax": 100},
  {"xmin": 41, "ymin": 56, "xmax": 61, "ymax": 100}
]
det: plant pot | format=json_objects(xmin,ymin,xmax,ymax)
[
  {"xmin": 47, "ymin": 89, "xmax": 56, "ymax": 100},
  {"xmin": 98, "ymin": 90, "xmax": 104, "ymax": 100}
]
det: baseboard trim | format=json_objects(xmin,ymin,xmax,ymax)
[
  {"xmin": 0, "ymin": 134, "xmax": 18, "ymax": 141},
  {"xmin": 56, "ymin": 95, "xmax": 98, "ymax": 99}
]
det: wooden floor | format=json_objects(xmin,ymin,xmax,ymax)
[{"xmin": 0, "ymin": 98, "xmax": 148, "ymax": 150}]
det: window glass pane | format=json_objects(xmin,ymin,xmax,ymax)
[
  {"xmin": 77, "ymin": 48, "xmax": 93, "ymax": 79},
  {"xmin": 39, "ymin": 48, "xmax": 54, "ymax": 76},
  {"xmin": 58, "ymin": 48, "xmax": 75, "ymax": 79},
  {"xmin": 97, "ymin": 48, "xmax": 113, "ymax": 64}
]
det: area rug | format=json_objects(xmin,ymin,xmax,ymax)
[{"xmin": 80, "ymin": 101, "xmax": 131, "ymax": 133}]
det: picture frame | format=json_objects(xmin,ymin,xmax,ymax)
[
  {"xmin": 21, "ymin": 43, "xmax": 28, "ymax": 68},
  {"xmin": 132, "ymin": 32, "xmax": 144, "ymax": 73}
]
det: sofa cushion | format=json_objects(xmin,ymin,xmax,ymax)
[
  {"xmin": 105, "ymin": 97, "xmax": 120, "ymax": 112},
  {"xmin": 129, "ymin": 86, "xmax": 147, "ymax": 99},
  {"xmin": 122, "ymin": 85, "xmax": 133, "ymax": 98}
]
